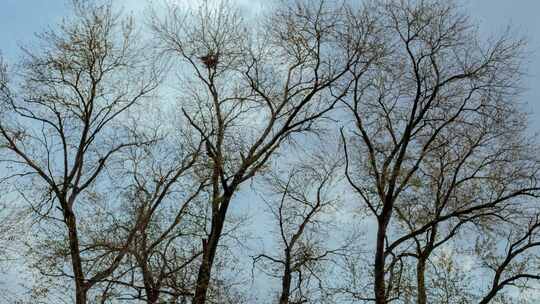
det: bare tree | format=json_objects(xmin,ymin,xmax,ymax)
[
  {"xmin": 383, "ymin": 113, "xmax": 540, "ymax": 304},
  {"xmin": 253, "ymin": 153, "xmax": 345, "ymax": 304},
  {"xmin": 94, "ymin": 115, "xmax": 206, "ymax": 303},
  {"xmin": 0, "ymin": 1, "xmax": 159, "ymax": 303},
  {"xmin": 150, "ymin": 1, "xmax": 372, "ymax": 302},
  {"xmin": 339, "ymin": 0, "xmax": 540, "ymax": 303},
  {"xmin": 1, "ymin": 0, "xmax": 539, "ymax": 303}
]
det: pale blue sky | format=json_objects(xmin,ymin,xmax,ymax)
[{"xmin": 0, "ymin": 0, "xmax": 66, "ymax": 59}]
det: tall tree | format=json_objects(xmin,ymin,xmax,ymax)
[
  {"xmin": 0, "ymin": 1, "xmax": 158, "ymax": 303},
  {"xmin": 340, "ymin": 0, "xmax": 540, "ymax": 303},
  {"xmin": 150, "ymin": 1, "xmax": 372, "ymax": 302},
  {"xmin": 0, "ymin": 1, "xmax": 539, "ymax": 303},
  {"xmin": 253, "ymin": 153, "xmax": 345, "ymax": 304}
]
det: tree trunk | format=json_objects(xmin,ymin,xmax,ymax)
[
  {"xmin": 374, "ymin": 198, "xmax": 394, "ymax": 304},
  {"xmin": 192, "ymin": 194, "xmax": 232, "ymax": 304},
  {"xmin": 374, "ymin": 219, "xmax": 387, "ymax": 304},
  {"xmin": 139, "ymin": 247, "xmax": 160, "ymax": 304},
  {"xmin": 142, "ymin": 271, "xmax": 159, "ymax": 303},
  {"xmin": 147, "ymin": 289, "xmax": 159, "ymax": 304},
  {"xmin": 279, "ymin": 255, "xmax": 292, "ymax": 304},
  {"xmin": 416, "ymin": 257, "xmax": 427, "ymax": 304},
  {"xmin": 65, "ymin": 209, "xmax": 87, "ymax": 304}
]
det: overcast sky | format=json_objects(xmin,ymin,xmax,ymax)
[
  {"xmin": 0, "ymin": 0, "xmax": 539, "ymax": 301},
  {"xmin": 1, "ymin": 0, "xmax": 539, "ymax": 131}
]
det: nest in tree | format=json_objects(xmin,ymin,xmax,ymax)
[{"xmin": 199, "ymin": 52, "xmax": 219, "ymax": 69}]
